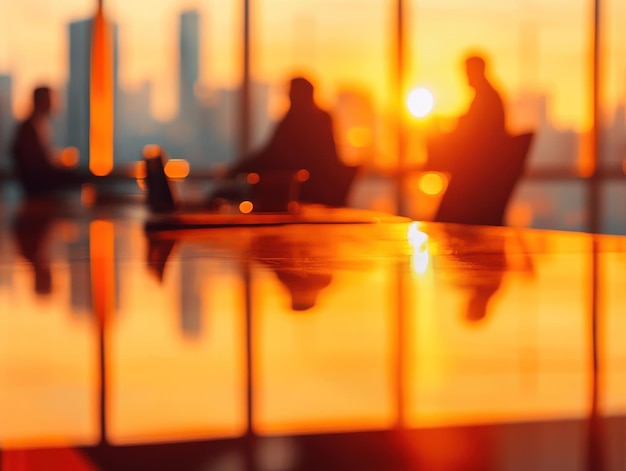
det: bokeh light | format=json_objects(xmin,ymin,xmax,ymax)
[
  {"xmin": 407, "ymin": 88, "xmax": 434, "ymax": 118},
  {"xmin": 419, "ymin": 172, "xmax": 445, "ymax": 195}
]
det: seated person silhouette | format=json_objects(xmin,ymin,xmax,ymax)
[
  {"xmin": 427, "ymin": 54, "xmax": 507, "ymax": 164},
  {"xmin": 213, "ymin": 77, "xmax": 358, "ymax": 209},
  {"xmin": 425, "ymin": 54, "xmax": 530, "ymax": 226},
  {"xmin": 11, "ymin": 86, "xmax": 83, "ymax": 197}
]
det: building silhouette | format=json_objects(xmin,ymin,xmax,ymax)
[
  {"xmin": 0, "ymin": 74, "xmax": 13, "ymax": 171},
  {"xmin": 179, "ymin": 10, "xmax": 200, "ymax": 120}
]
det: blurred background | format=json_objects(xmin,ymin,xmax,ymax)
[{"xmin": 1, "ymin": 0, "xmax": 625, "ymax": 232}]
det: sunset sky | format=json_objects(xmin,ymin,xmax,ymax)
[{"xmin": 1, "ymin": 0, "xmax": 626, "ymax": 128}]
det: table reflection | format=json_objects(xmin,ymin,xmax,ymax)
[{"xmin": 0, "ymin": 203, "xmax": 625, "ymax": 470}]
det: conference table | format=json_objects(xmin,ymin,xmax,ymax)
[{"xmin": 0, "ymin": 184, "xmax": 624, "ymax": 470}]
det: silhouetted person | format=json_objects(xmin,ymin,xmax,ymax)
[
  {"xmin": 427, "ymin": 54, "xmax": 507, "ymax": 164},
  {"xmin": 250, "ymin": 233, "xmax": 333, "ymax": 311},
  {"xmin": 11, "ymin": 86, "xmax": 83, "ymax": 197},
  {"xmin": 213, "ymin": 77, "xmax": 357, "ymax": 208},
  {"xmin": 424, "ymin": 54, "xmax": 532, "ymax": 226},
  {"xmin": 455, "ymin": 54, "xmax": 506, "ymax": 145}
]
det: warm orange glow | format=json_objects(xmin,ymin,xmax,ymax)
[
  {"xmin": 407, "ymin": 88, "xmax": 434, "ymax": 118},
  {"xmin": 89, "ymin": 7, "xmax": 114, "ymax": 176},
  {"xmin": 578, "ymin": 155, "xmax": 595, "ymax": 177},
  {"xmin": 508, "ymin": 203, "xmax": 534, "ymax": 227},
  {"xmin": 164, "ymin": 159, "xmax": 190, "ymax": 179},
  {"xmin": 143, "ymin": 145, "xmax": 162, "ymax": 160},
  {"xmin": 346, "ymin": 127, "xmax": 372, "ymax": 148},
  {"xmin": 239, "ymin": 201, "xmax": 253, "ymax": 214},
  {"xmin": 89, "ymin": 220, "xmax": 115, "ymax": 325},
  {"xmin": 246, "ymin": 173, "xmax": 260, "ymax": 184},
  {"xmin": 60, "ymin": 147, "xmax": 80, "ymax": 168},
  {"xmin": 81, "ymin": 184, "xmax": 97, "ymax": 207},
  {"xmin": 295, "ymin": 169, "xmax": 310, "ymax": 182},
  {"xmin": 134, "ymin": 161, "xmax": 147, "ymax": 179},
  {"xmin": 419, "ymin": 172, "xmax": 445, "ymax": 196},
  {"xmin": 135, "ymin": 161, "xmax": 147, "ymax": 190}
]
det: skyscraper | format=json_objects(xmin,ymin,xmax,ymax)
[
  {"xmin": 67, "ymin": 18, "xmax": 119, "ymax": 169},
  {"xmin": 0, "ymin": 75, "xmax": 13, "ymax": 169},
  {"xmin": 179, "ymin": 10, "xmax": 200, "ymax": 119}
]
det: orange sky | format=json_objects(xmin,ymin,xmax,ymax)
[{"xmin": 1, "ymin": 0, "xmax": 626, "ymax": 128}]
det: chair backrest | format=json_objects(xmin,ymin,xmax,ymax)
[
  {"xmin": 143, "ymin": 146, "xmax": 178, "ymax": 213},
  {"xmin": 434, "ymin": 132, "xmax": 534, "ymax": 226}
]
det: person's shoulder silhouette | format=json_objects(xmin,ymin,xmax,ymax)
[
  {"xmin": 228, "ymin": 76, "xmax": 342, "ymax": 176},
  {"xmin": 214, "ymin": 76, "xmax": 357, "ymax": 208}
]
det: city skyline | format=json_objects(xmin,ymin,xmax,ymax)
[
  {"xmin": 1, "ymin": 0, "xmax": 626, "ymax": 127},
  {"xmin": 1, "ymin": 7, "xmax": 626, "ymax": 173}
]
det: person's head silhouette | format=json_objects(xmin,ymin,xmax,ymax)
[
  {"xmin": 464, "ymin": 55, "xmax": 488, "ymax": 90},
  {"xmin": 276, "ymin": 269, "xmax": 332, "ymax": 311},
  {"xmin": 289, "ymin": 77, "xmax": 315, "ymax": 109},
  {"xmin": 32, "ymin": 86, "xmax": 52, "ymax": 117}
]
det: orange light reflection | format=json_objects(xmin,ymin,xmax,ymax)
[
  {"xmin": 164, "ymin": 159, "xmax": 190, "ymax": 179},
  {"xmin": 89, "ymin": 220, "xmax": 115, "ymax": 324},
  {"xmin": 419, "ymin": 172, "xmax": 445, "ymax": 196}
]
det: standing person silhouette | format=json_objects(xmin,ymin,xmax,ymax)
[
  {"xmin": 214, "ymin": 76, "xmax": 357, "ymax": 208},
  {"xmin": 11, "ymin": 86, "xmax": 83, "ymax": 197}
]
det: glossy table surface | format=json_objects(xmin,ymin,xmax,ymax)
[{"xmin": 0, "ymin": 185, "xmax": 624, "ymax": 470}]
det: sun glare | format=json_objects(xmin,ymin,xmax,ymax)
[{"xmin": 407, "ymin": 88, "xmax": 434, "ymax": 118}]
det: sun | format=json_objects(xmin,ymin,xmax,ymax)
[{"xmin": 407, "ymin": 87, "xmax": 434, "ymax": 118}]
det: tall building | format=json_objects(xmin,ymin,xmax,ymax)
[
  {"xmin": 67, "ymin": 18, "xmax": 119, "ymax": 169},
  {"xmin": 115, "ymin": 81, "xmax": 160, "ymax": 164},
  {"xmin": 0, "ymin": 75, "xmax": 13, "ymax": 170},
  {"xmin": 179, "ymin": 10, "xmax": 200, "ymax": 119}
]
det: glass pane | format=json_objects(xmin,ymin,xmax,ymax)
[
  {"xmin": 0, "ymin": 217, "xmax": 98, "ymax": 447},
  {"xmin": 601, "ymin": 0, "xmax": 626, "ymax": 173},
  {"xmin": 252, "ymin": 225, "xmax": 397, "ymax": 435},
  {"xmin": 109, "ymin": 244, "xmax": 246, "ymax": 444},
  {"xmin": 248, "ymin": 0, "xmax": 395, "ymax": 210},
  {"xmin": 509, "ymin": 180, "xmax": 586, "ymax": 231},
  {"xmin": 601, "ymin": 1, "xmax": 626, "ymax": 236},
  {"xmin": 253, "ymin": 0, "xmax": 393, "ymax": 159},
  {"xmin": 0, "ymin": 0, "xmax": 94, "ymax": 174},
  {"xmin": 407, "ymin": 228, "xmax": 591, "ymax": 427},
  {"xmin": 104, "ymin": 0, "xmax": 239, "ymax": 172},
  {"xmin": 412, "ymin": 0, "xmax": 589, "ymax": 174},
  {"xmin": 602, "ymin": 182, "xmax": 626, "ymax": 234}
]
